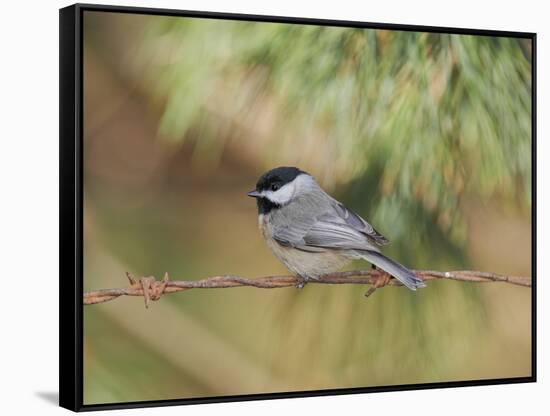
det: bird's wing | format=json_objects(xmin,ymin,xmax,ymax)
[
  {"xmin": 271, "ymin": 209, "xmax": 327, "ymax": 253},
  {"xmin": 272, "ymin": 207, "xmax": 382, "ymax": 253},
  {"xmin": 301, "ymin": 218, "xmax": 381, "ymax": 251},
  {"xmin": 329, "ymin": 199, "xmax": 389, "ymax": 246}
]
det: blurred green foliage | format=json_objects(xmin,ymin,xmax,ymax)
[{"xmin": 82, "ymin": 12, "xmax": 532, "ymax": 405}]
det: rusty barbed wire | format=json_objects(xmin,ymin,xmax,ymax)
[{"xmin": 83, "ymin": 269, "xmax": 531, "ymax": 308}]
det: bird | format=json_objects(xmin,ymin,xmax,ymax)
[{"xmin": 247, "ymin": 166, "xmax": 425, "ymax": 291}]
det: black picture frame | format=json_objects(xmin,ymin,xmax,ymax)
[{"xmin": 59, "ymin": 3, "xmax": 537, "ymax": 412}]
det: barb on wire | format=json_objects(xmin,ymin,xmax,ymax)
[{"xmin": 83, "ymin": 269, "xmax": 531, "ymax": 308}]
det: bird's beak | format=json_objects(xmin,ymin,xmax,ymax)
[{"xmin": 247, "ymin": 190, "xmax": 261, "ymax": 198}]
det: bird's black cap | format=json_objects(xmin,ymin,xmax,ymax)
[{"xmin": 255, "ymin": 166, "xmax": 306, "ymax": 191}]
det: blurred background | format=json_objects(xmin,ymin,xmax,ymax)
[{"xmin": 82, "ymin": 11, "xmax": 532, "ymax": 405}]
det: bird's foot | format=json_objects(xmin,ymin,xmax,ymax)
[{"xmin": 294, "ymin": 275, "xmax": 308, "ymax": 289}]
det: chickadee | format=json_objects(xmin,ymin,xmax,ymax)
[{"xmin": 247, "ymin": 166, "xmax": 425, "ymax": 291}]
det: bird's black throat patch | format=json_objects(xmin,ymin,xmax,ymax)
[{"xmin": 256, "ymin": 197, "xmax": 281, "ymax": 215}]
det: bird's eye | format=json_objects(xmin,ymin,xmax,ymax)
[{"xmin": 271, "ymin": 183, "xmax": 280, "ymax": 191}]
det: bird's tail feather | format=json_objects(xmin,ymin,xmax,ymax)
[{"xmin": 359, "ymin": 250, "xmax": 425, "ymax": 291}]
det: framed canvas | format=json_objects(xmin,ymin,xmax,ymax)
[{"xmin": 59, "ymin": 3, "xmax": 536, "ymax": 411}]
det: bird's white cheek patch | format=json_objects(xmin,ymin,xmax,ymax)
[{"xmin": 262, "ymin": 183, "xmax": 295, "ymax": 205}]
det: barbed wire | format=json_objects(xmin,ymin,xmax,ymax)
[{"xmin": 83, "ymin": 269, "xmax": 531, "ymax": 308}]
